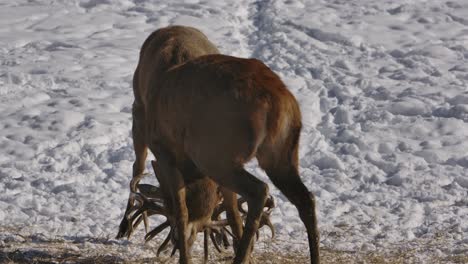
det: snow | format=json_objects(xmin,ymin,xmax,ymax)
[{"xmin": 1, "ymin": 0, "xmax": 468, "ymax": 262}]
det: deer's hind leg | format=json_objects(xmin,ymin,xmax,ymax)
[
  {"xmin": 264, "ymin": 165, "xmax": 319, "ymax": 264},
  {"xmin": 195, "ymin": 160, "xmax": 269, "ymax": 264},
  {"xmin": 154, "ymin": 146, "xmax": 192, "ymax": 264},
  {"xmin": 220, "ymin": 187, "xmax": 243, "ymax": 248},
  {"xmin": 257, "ymin": 128, "xmax": 320, "ymax": 264}
]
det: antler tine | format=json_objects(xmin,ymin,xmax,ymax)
[
  {"xmin": 202, "ymin": 203, "xmax": 233, "ymax": 252},
  {"xmin": 222, "ymin": 226, "xmax": 235, "ymax": 239},
  {"xmin": 138, "ymin": 184, "xmax": 165, "ymax": 201},
  {"xmin": 253, "ymin": 195, "xmax": 276, "ymax": 240},
  {"xmin": 236, "ymin": 194, "xmax": 275, "ymax": 214},
  {"xmin": 145, "ymin": 220, "xmax": 170, "ymax": 242},
  {"xmin": 128, "ymin": 208, "xmax": 165, "ymax": 238},
  {"xmin": 129, "ymin": 194, "xmax": 150, "ymax": 234},
  {"xmin": 126, "ymin": 188, "xmax": 168, "ymax": 239},
  {"xmin": 130, "ymin": 173, "xmax": 151, "ymax": 192},
  {"xmin": 261, "ymin": 213, "xmax": 275, "ymax": 239},
  {"xmin": 125, "ymin": 192, "xmax": 148, "ymax": 238},
  {"xmin": 206, "ymin": 225, "xmax": 233, "ymax": 252},
  {"xmin": 237, "ymin": 197, "xmax": 248, "ymax": 214},
  {"xmin": 126, "ymin": 207, "xmax": 147, "ymax": 239},
  {"xmin": 129, "ymin": 193, "xmax": 166, "ymax": 220},
  {"xmin": 143, "ymin": 211, "xmax": 149, "ymax": 233},
  {"xmin": 209, "ymin": 230, "xmax": 224, "ymax": 253},
  {"xmin": 135, "ymin": 183, "xmax": 165, "ymax": 233},
  {"xmin": 132, "ymin": 214, "xmax": 146, "ymax": 232},
  {"xmin": 264, "ymin": 195, "xmax": 275, "ymax": 214},
  {"xmin": 151, "ymin": 221, "xmax": 232, "ymax": 259},
  {"xmin": 236, "ymin": 194, "xmax": 276, "ymax": 241},
  {"xmin": 212, "ymin": 203, "xmax": 225, "ymax": 219},
  {"xmin": 205, "ymin": 219, "xmax": 229, "ymax": 229},
  {"xmin": 201, "ymin": 195, "xmax": 236, "ymax": 251},
  {"xmin": 261, "ymin": 195, "xmax": 275, "ymax": 238},
  {"xmin": 221, "ymin": 227, "xmax": 231, "ymax": 248},
  {"xmin": 170, "ymin": 242, "xmax": 178, "ymax": 257},
  {"xmin": 157, "ymin": 229, "xmax": 173, "ymax": 257}
]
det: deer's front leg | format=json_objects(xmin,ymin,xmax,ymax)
[
  {"xmin": 221, "ymin": 187, "xmax": 243, "ymax": 249},
  {"xmin": 156, "ymin": 151, "xmax": 192, "ymax": 264},
  {"xmin": 172, "ymin": 179, "xmax": 190, "ymax": 264},
  {"xmin": 116, "ymin": 102, "xmax": 148, "ymax": 239},
  {"xmin": 131, "ymin": 102, "xmax": 148, "ymax": 180}
]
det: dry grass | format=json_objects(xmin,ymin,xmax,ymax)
[
  {"xmin": 444, "ymin": 255, "xmax": 468, "ymax": 264},
  {"xmin": 1, "ymin": 242, "xmax": 466, "ymax": 264},
  {"xmin": 0, "ymin": 227, "xmax": 466, "ymax": 264}
]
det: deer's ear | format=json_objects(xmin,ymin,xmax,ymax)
[{"xmin": 151, "ymin": 160, "xmax": 157, "ymax": 168}]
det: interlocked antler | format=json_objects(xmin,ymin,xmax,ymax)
[
  {"xmin": 130, "ymin": 183, "xmax": 234, "ymax": 262},
  {"xmin": 128, "ymin": 183, "xmax": 276, "ymax": 262},
  {"xmin": 119, "ymin": 173, "xmax": 155, "ymax": 239},
  {"xmin": 237, "ymin": 195, "xmax": 276, "ymax": 239}
]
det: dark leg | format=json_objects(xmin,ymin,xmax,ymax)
[
  {"xmin": 130, "ymin": 102, "xmax": 148, "ymax": 180},
  {"xmin": 117, "ymin": 102, "xmax": 148, "ymax": 239},
  {"xmin": 173, "ymin": 183, "xmax": 191, "ymax": 264},
  {"xmin": 266, "ymin": 166, "xmax": 320, "ymax": 264},
  {"xmin": 203, "ymin": 229, "xmax": 209, "ymax": 263},
  {"xmin": 205, "ymin": 167, "xmax": 268, "ymax": 264},
  {"xmin": 220, "ymin": 187, "xmax": 243, "ymax": 249},
  {"xmin": 157, "ymin": 150, "xmax": 192, "ymax": 264}
]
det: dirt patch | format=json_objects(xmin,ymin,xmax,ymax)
[{"xmin": 0, "ymin": 227, "xmax": 466, "ymax": 264}]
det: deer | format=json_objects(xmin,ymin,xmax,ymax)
[
  {"xmin": 120, "ymin": 26, "xmax": 320, "ymax": 263},
  {"xmin": 117, "ymin": 26, "xmax": 245, "ymax": 247},
  {"xmin": 141, "ymin": 54, "xmax": 320, "ymax": 263}
]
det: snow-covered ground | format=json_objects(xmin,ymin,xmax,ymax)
[{"xmin": 1, "ymin": 0, "xmax": 467, "ymax": 262}]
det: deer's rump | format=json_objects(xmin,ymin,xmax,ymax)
[{"xmin": 147, "ymin": 54, "xmax": 302, "ymax": 173}]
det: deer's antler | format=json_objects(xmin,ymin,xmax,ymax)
[
  {"xmin": 128, "ymin": 183, "xmax": 276, "ymax": 262},
  {"xmin": 119, "ymin": 173, "xmax": 153, "ymax": 238},
  {"xmin": 237, "ymin": 195, "xmax": 276, "ymax": 239},
  {"xmin": 128, "ymin": 183, "xmax": 231, "ymax": 261}
]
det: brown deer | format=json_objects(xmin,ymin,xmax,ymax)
[
  {"xmin": 117, "ymin": 26, "xmax": 244, "ymax": 245},
  {"xmin": 142, "ymin": 52, "xmax": 320, "ymax": 264}
]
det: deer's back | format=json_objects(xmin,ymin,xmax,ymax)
[{"xmin": 149, "ymin": 54, "xmax": 302, "ymax": 167}]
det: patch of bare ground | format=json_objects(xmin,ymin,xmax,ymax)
[
  {"xmin": 0, "ymin": 227, "xmax": 466, "ymax": 264},
  {"xmin": 2, "ymin": 242, "xmax": 466, "ymax": 264}
]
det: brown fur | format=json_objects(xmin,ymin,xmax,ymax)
[
  {"xmin": 151, "ymin": 160, "xmax": 222, "ymax": 251},
  {"xmin": 146, "ymin": 54, "xmax": 320, "ymax": 264},
  {"xmin": 117, "ymin": 26, "xmax": 244, "ymax": 261},
  {"xmin": 133, "ymin": 26, "xmax": 220, "ymax": 110}
]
